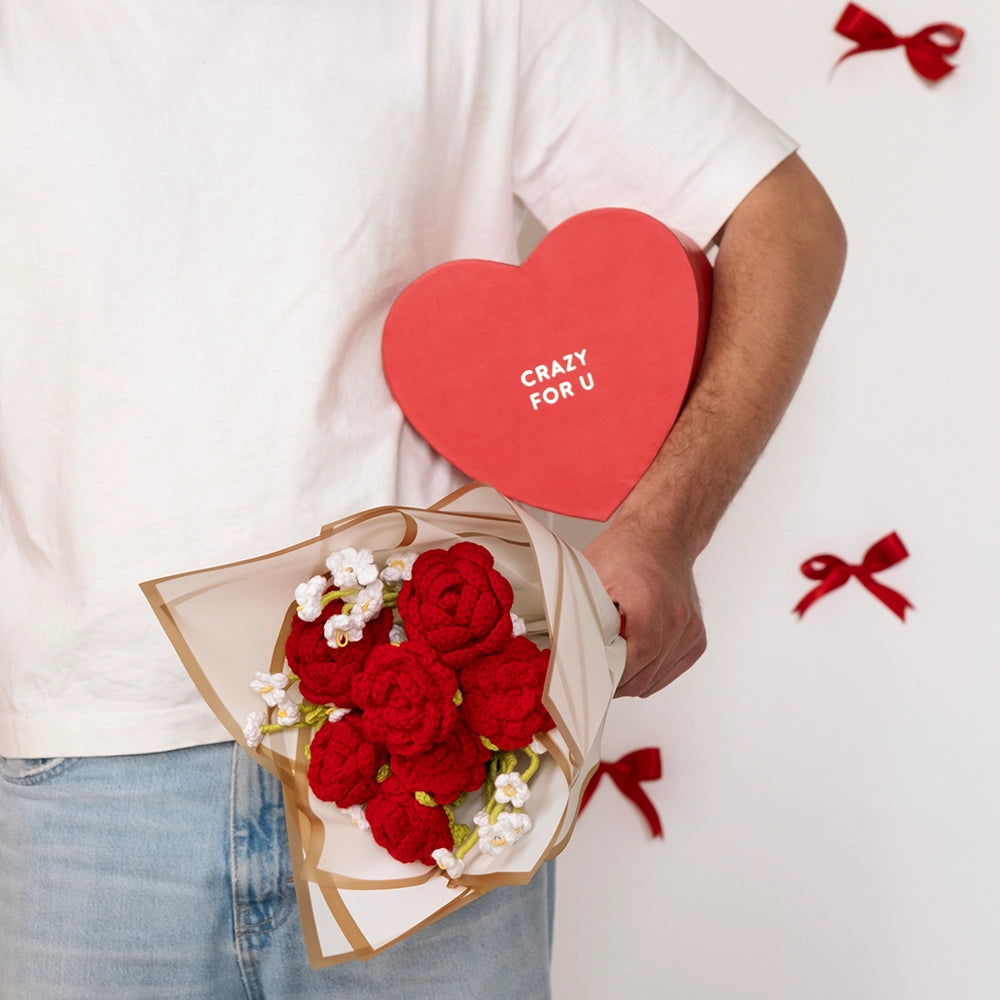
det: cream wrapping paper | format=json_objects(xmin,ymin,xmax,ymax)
[{"xmin": 141, "ymin": 483, "xmax": 626, "ymax": 966}]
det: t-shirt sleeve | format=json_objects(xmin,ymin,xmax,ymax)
[{"xmin": 513, "ymin": 0, "xmax": 798, "ymax": 248}]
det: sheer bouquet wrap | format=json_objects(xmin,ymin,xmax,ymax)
[{"xmin": 142, "ymin": 483, "xmax": 626, "ymax": 966}]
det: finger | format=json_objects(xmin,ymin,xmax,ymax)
[{"xmin": 614, "ymin": 626, "xmax": 706, "ymax": 698}]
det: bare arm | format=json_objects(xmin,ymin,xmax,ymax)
[{"xmin": 583, "ymin": 152, "xmax": 847, "ymax": 697}]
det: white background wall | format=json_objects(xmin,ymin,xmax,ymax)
[{"xmin": 548, "ymin": 2, "xmax": 999, "ymax": 997}]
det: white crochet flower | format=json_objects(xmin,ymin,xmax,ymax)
[
  {"xmin": 351, "ymin": 580, "xmax": 385, "ymax": 622},
  {"xmin": 242, "ymin": 711, "xmax": 267, "ymax": 749},
  {"xmin": 381, "ymin": 550, "xmax": 417, "ymax": 583},
  {"xmin": 326, "ymin": 580, "xmax": 384, "ymax": 644},
  {"xmin": 500, "ymin": 810, "xmax": 532, "ymax": 840},
  {"xmin": 343, "ymin": 804, "xmax": 370, "ymax": 831},
  {"xmin": 324, "ymin": 615, "xmax": 364, "ymax": 645},
  {"xmin": 495, "ymin": 811, "xmax": 533, "ymax": 852},
  {"xmin": 294, "ymin": 575, "xmax": 329, "ymax": 622},
  {"xmin": 475, "ymin": 822, "xmax": 507, "ymax": 857},
  {"xmin": 475, "ymin": 810, "xmax": 532, "ymax": 857},
  {"xmin": 472, "ymin": 812, "xmax": 500, "ymax": 856},
  {"xmin": 273, "ymin": 701, "xmax": 301, "ymax": 727},
  {"xmin": 326, "ymin": 548, "xmax": 378, "ymax": 588},
  {"xmin": 431, "ymin": 848, "xmax": 465, "ymax": 879},
  {"xmin": 493, "ymin": 771, "xmax": 531, "ymax": 808},
  {"xmin": 388, "ymin": 624, "xmax": 407, "ymax": 645},
  {"xmin": 510, "ymin": 612, "xmax": 527, "ymax": 638},
  {"xmin": 249, "ymin": 671, "xmax": 290, "ymax": 707}
]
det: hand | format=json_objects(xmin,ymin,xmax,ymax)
[{"xmin": 583, "ymin": 523, "xmax": 707, "ymax": 698}]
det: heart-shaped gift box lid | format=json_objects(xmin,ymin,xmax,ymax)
[{"xmin": 382, "ymin": 207, "xmax": 711, "ymax": 521}]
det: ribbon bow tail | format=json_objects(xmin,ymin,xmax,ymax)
[
  {"xmin": 904, "ymin": 24, "xmax": 965, "ymax": 81},
  {"xmin": 580, "ymin": 748, "xmax": 664, "ymax": 838},
  {"xmin": 834, "ymin": 3, "xmax": 899, "ymax": 69},
  {"xmin": 855, "ymin": 532, "xmax": 914, "ymax": 620}
]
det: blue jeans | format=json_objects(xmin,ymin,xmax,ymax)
[{"xmin": 0, "ymin": 743, "xmax": 554, "ymax": 999}]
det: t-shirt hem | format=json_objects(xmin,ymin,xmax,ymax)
[{"xmin": 0, "ymin": 711, "xmax": 234, "ymax": 760}]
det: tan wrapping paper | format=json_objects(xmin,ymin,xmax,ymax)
[{"xmin": 141, "ymin": 484, "xmax": 626, "ymax": 966}]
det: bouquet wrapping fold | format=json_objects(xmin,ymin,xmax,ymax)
[{"xmin": 141, "ymin": 483, "xmax": 626, "ymax": 966}]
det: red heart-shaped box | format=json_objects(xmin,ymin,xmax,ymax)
[{"xmin": 382, "ymin": 208, "xmax": 711, "ymax": 521}]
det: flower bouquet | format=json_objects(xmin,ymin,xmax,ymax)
[{"xmin": 141, "ymin": 484, "xmax": 625, "ymax": 966}]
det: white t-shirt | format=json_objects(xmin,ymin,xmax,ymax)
[{"xmin": 0, "ymin": 0, "xmax": 796, "ymax": 757}]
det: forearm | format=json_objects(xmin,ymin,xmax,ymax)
[
  {"xmin": 612, "ymin": 152, "xmax": 847, "ymax": 559},
  {"xmin": 584, "ymin": 152, "xmax": 846, "ymax": 696}
]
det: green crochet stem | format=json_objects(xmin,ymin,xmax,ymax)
[
  {"xmin": 453, "ymin": 828, "xmax": 478, "ymax": 862},
  {"xmin": 319, "ymin": 585, "xmax": 402, "ymax": 613},
  {"xmin": 521, "ymin": 745, "xmax": 541, "ymax": 782},
  {"xmin": 451, "ymin": 743, "xmax": 541, "ymax": 862},
  {"xmin": 259, "ymin": 699, "xmax": 341, "ymax": 758},
  {"xmin": 442, "ymin": 803, "xmax": 470, "ymax": 848}
]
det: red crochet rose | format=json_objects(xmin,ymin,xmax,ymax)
[
  {"xmin": 390, "ymin": 718, "xmax": 493, "ymax": 805},
  {"xmin": 396, "ymin": 542, "xmax": 514, "ymax": 667},
  {"xmin": 284, "ymin": 598, "xmax": 338, "ymax": 672},
  {"xmin": 459, "ymin": 636, "xmax": 555, "ymax": 750},
  {"xmin": 286, "ymin": 604, "xmax": 393, "ymax": 708},
  {"xmin": 306, "ymin": 714, "xmax": 389, "ymax": 808},
  {"xmin": 364, "ymin": 774, "xmax": 454, "ymax": 866},
  {"xmin": 350, "ymin": 641, "xmax": 460, "ymax": 756}
]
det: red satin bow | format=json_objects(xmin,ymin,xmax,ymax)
[
  {"xmin": 794, "ymin": 531, "xmax": 913, "ymax": 620},
  {"xmin": 834, "ymin": 3, "xmax": 964, "ymax": 81},
  {"xmin": 580, "ymin": 747, "xmax": 664, "ymax": 838}
]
